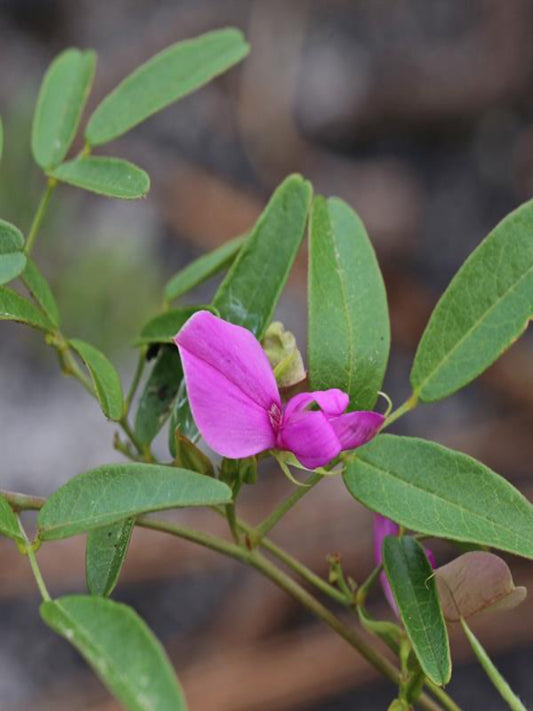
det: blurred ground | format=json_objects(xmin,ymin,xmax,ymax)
[{"xmin": 1, "ymin": 1, "xmax": 533, "ymax": 709}]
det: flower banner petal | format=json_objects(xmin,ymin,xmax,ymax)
[
  {"xmin": 175, "ymin": 310, "xmax": 280, "ymax": 410},
  {"xmin": 179, "ymin": 349, "xmax": 276, "ymax": 458}
]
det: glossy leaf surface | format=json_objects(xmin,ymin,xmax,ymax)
[
  {"xmin": 32, "ymin": 48, "xmax": 96, "ymax": 169},
  {"xmin": 49, "ymin": 157, "xmax": 150, "ymax": 199},
  {"xmin": 70, "ymin": 339, "xmax": 124, "ymax": 421},
  {"xmin": 41, "ymin": 595, "xmax": 187, "ymax": 711},
  {"xmin": 411, "ymin": 200, "xmax": 533, "ymax": 402},
  {"xmin": 213, "ymin": 174, "xmax": 312, "ymax": 338},
  {"xmin": 86, "ymin": 28, "xmax": 249, "ymax": 145},
  {"xmin": 344, "ymin": 435, "xmax": 533, "ymax": 558},
  {"xmin": 383, "ymin": 536, "xmax": 451, "ymax": 685},
  {"xmin": 309, "ymin": 196, "xmax": 389, "ymax": 409},
  {"xmin": 37, "ymin": 463, "xmax": 232, "ymax": 540},
  {"xmin": 164, "ymin": 234, "xmax": 246, "ymax": 302}
]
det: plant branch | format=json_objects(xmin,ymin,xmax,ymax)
[
  {"xmin": 137, "ymin": 515, "xmax": 450, "ymax": 711},
  {"xmin": 251, "ymin": 470, "xmax": 322, "ymax": 544},
  {"xmin": 25, "ymin": 179, "xmax": 56, "ymax": 256},
  {"xmin": 383, "ymin": 393, "xmax": 418, "ymax": 430},
  {"xmin": 17, "ymin": 517, "xmax": 51, "ymax": 602}
]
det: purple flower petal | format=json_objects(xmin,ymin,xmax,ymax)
[
  {"xmin": 373, "ymin": 515, "xmax": 399, "ymax": 614},
  {"xmin": 279, "ymin": 410, "xmax": 341, "ymax": 469},
  {"xmin": 328, "ymin": 411, "xmax": 384, "ymax": 451},
  {"xmin": 284, "ymin": 389, "xmax": 349, "ymax": 419},
  {"xmin": 175, "ymin": 311, "xmax": 280, "ymax": 458}
]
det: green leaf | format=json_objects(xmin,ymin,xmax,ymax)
[
  {"xmin": 134, "ymin": 346, "xmax": 182, "ymax": 447},
  {"xmin": 0, "ymin": 286, "xmax": 54, "ymax": 331},
  {"xmin": 0, "ymin": 495, "xmax": 24, "ymax": 542},
  {"xmin": 411, "ymin": 200, "xmax": 533, "ymax": 402},
  {"xmin": 41, "ymin": 595, "xmax": 187, "ymax": 711},
  {"xmin": 0, "ymin": 219, "xmax": 26, "ymax": 286},
  {"xmin": 213, "ymin": 174, "xmax": 313, "ymax": 338},
  {"xmin": 86, "ymin": 518, "xmax": 135, "ymax": 597},
  {"xmin": 383, "ymin": 536, "xmax": 451, "ymax": 685},
  {"xmin": 344, "ymin": 435, "xmax": 533, "ymax": 558},
  {"xmin": 308, "ymin": 196, "xmax": 390, "ymax": 409},
  {"xmin": 460, "ymin": 618, "xmax": 527, "ymax": 711},
  {"xmin": 31, "ymin": 49, "xmax": 96, "ymax": 170},
  {"xmin": 37, "ymin": 462, "xmax": 232, "ymax": 540},
  {"xmin": 48, "ymin": 157, "xmax": 150, "ymax": 199},
  {"xmin": 21, "ymin": 259, "xmax": 60, "ymax": 327},
  {"xmin": 86, "ymin": 28, "xmax": 249, "ymax": 146},
  {"xmin": 69, "ymin": 339, "xmax": 124, "ymax": 421},
  {"xmin": 136, "ymin": 306, "xmax": 214, "ymax": 345},
  {"xmin": 357, "ymin": 605, "xmax": 402, "ymax": 654},
  {"xmin": 164, "ymin": 234, "xmax": 246, "ymax": 303},
  {"xmin": 168, "ymin": 381, "xmax": 199, "ymax": 458}
]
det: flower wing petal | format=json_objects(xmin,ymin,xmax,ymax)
[
  {"xmin": 328, "ymin": 411, "xmax": 384, "ymax": 451},
  {"xmin": 284, "ymin": 389, "xmax": 349, "ymax": 419},
  {"xmin": 175, "ymin": 310, "xmax": 280, "ymax": 410},
  {"xmin": 279, "ymin": 410, "xmax": 341, "ymax": 469},
  {"xmin": 178, "ymin": 349, "xmax": 276, "ymax": 458}
]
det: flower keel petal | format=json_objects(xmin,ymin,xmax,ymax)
[
  {"xmin": 279, "ymin": 410, "xmax": 341, "ymax": 469},
  {"xmin": 328, "ymin": 411, "xmax": 384, "ymax": 451}
]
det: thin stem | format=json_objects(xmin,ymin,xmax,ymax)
[
  {"xmin": 119, "ymin": 416, "xmax": 149, "ymax": 459},
  {"xmin": 426, "ymin": 681, "xmax": 462, "ymax": 711},
  {"xmin": 137, "ymin": 515, "xmax": 448, "ymax": 711},
  {"xmin": 383, "ymin": 393, "xmax": 418, "ymax": 430},
  {"xmin": 252, "ymin": 471, "xmax": 322, "ymax": 543},
  {"xmin": 125, "ymin": 347, "xmax": 147, "ymax": 413},
  {"xmin": 17, "ymin": 517, "xmax": 51, "ymax": 602},
  {"xmin": 25, "ymin": 179, "xmax": 56, "ymax": 256},
  {"xmin": 2, "ymin": 490, "xmax": 45, "ymax": 511},
  {"xmin": 2, "ymin": 492, "xmax": 457, "ymax": 710}
]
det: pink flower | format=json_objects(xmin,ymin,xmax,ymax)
[
  {"xmin": 374, "ymin": 514, "xmax": 436, "ymax": 614},
  {"xmin": 174, "ymin": 311, "xmax": 384, "ymax": 470}
]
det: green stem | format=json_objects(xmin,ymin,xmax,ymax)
[
  {"xmin": 426, "ymin": 681, "xmax": 462, "ymax": 711},
  {"xmin": 240, "ymin": 520, "xmax": 349, "ymax": 606},
  {"xmin": 2, "ymin": 489, "xmax": 45, "ymax": 511},
  {"xmin": 2, "ymin": 491, "xmax": 457, "ymax": 709},
  {"xmin": 137, "ymin": 515, "xmax": 447, "ymax": 711},
  {"xmin": 383, "ymin": 393, "xmax": 418, "ymax": 430},
  {"xmin": 25, "ymin": 179, "xmax": 56, "ymax": 256},
  {"xmin": 119, "ymin": 416, "xmax": 149, "ymax": 459},
  {"xmin": 125, "ymin": 347, "xmax": 147, "ymax": 413},
  {"xmin": 252, "ymin": 471, "xmax": 322, "ymax": 543},
  {"xmin": 17, "ymin": 517, "xmax": 51, "ymax": 602}
]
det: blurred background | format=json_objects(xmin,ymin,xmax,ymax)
[{"xmin": 1, "ymin": 1, "xmax": 533, "ymax": 709}]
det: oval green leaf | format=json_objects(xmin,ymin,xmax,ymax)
[
  {"xmin": 136, "ymin": 306, "xmax": 214, "ymax": 345},
  {"xmin": 21, "ymin": 259, "xmax": 60, "ymax": 327},
  {"xmin": 0, "ymin": 219, "xmax": 26, "ymax": 285},
  {"xmin": 49, "ymin": 157, "xmax": 150, "ymax": 199},
  {"xmin": 344, "ymin": 435, "xmax": 533, "ymax": 558},
  {"xmin": 37, "ymin": 462, "xmax": 232, "ymax": 540},
  {"xmin": 164, "ymin": 234, "xmax": 246, "ymax": 303},
  {"xmin": 32, "ymin": 49, "xmax": 96, "ymax": 170},
  {"xmin": 69, "ymin": 338, "xmax": 124, "ymax": 421},
  {"xmin": 41, "ymin": 595, "xmax": 187, "ymax": 711},
  {"xmin": 134, "ymin": 345, "xmax": 182, "ymax": 447},
  {"xmin": 86, "ymin": 28, "xmax": 249, "ymax": 146},
  {"xmin": 309, "ymin": 196, "xmax": 390, "ymax": 409},
  {"xmin": 213, "ymin": 174, "xmax": 312, "ymax": 338},
  {"xmin": 383, "ymin": 536, "xmax": 451, "ymax": 685},
  {"xmin": 0, "ymin": 495, "xmax": 24, "ymax": 542},
  {"xmin": 411, "ymin": 199, "xmax": 533, "ymax": 402},
  {"xmin": 0, "ymin": 286, "xmax": 54, "ymax": 331},
  {"xmin": 86, "ymin": 518, "xmax": 135, "ymax": 597}
]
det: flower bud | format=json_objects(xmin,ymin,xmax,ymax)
[{"xmin": 262, "ymin": 321, "xmax": 306, "ymax": 388}]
